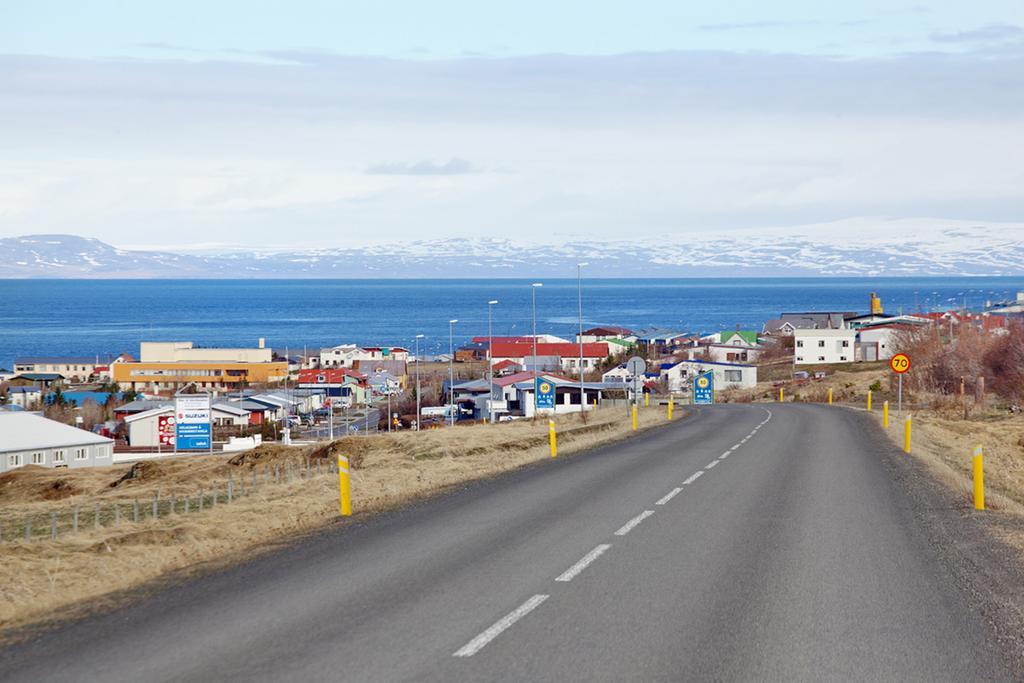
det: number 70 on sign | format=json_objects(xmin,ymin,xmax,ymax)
[{"xmin": 890, "ymin": 353, "xmax": 910, "ymax": 374}]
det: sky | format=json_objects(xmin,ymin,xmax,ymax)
[{"xmin": 1, "ymin": 1, "xmax": 1023, "ymax": 251}]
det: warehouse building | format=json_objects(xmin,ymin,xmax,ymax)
[{"xmin": 0, "ymin": 412, "xmax": 114, "ymax": 473}]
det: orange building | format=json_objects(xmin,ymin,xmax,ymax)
[{"xmin": 113, "ymin": 340, "xmax": 287, "ymax": 393}]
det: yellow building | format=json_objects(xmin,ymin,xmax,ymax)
[{"xmin": 113, "ymin": 340, "xmax": 287, "ymax": 392}]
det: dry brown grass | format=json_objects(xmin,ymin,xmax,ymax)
[{"xmin": 0, "ymin": 405, "xmax": 674, "ymax": 633}]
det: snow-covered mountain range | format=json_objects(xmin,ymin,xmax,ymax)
[{"xmin": 2, "ymin": 219, "xmax": 1022, "ymax": 278}]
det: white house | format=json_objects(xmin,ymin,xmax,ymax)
[
  {"xmin": 0, "ymin": 412, "xmax": 115, "ymax": 472},
  {"xmin": 705, "ymin": 343, "xmax": 764, "ymax": 364},
  {"xmin": 320, "ymin": 344, "xmax": 409, "ymax": 368},
  {"xmin": 7, "ymin": 386, "xmax": 43, "ymax": 409},
  {"xmin": 661, "ymin": 360, "xmax": 758, "ymax": 393},
  {"xmin": 856, "ymin": 325, "xmax": 911, "ymax": 362},
  {"xmin": 793, "ymin": 329, "xmax": 857, "ymax": 365}
]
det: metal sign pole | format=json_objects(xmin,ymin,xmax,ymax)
[{"xmin": 898, "ymin": 373, "xmax": 903, "ymax": 417}]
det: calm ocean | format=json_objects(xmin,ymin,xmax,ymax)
[{"xmin": 2, "ymin": 277, "xmax": 1022, "ymax": 367}]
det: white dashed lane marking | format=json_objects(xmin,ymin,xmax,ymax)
[
  {"xmin": 656, "ymin": 488, "xmax": 683, "ymax": 505},
  {"xmin": 683, "ymin": 471, "xmax": 703, "ymax": 485},
  {"xmin": 555, "ymin": 544, "xmax": 612, "ymax": 582},
  {"xmin": 615, "ymin": 510, "xmax": 655, "ymax": 536},
  {"xmin": 705, "ymin": 460, "xmax": 718, "ymax": 469},
  {"xmin": 453, "ymin": 595, "xmax": 550, "ymax": 657}
]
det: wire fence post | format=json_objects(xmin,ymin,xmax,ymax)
[
  {"xmin": 25, "ymin": 517, "xmax": 31, "ymax": 541},
  {"xmin": 94, "ymin": 503, "xmax": 101, "ymax": 530},
  {"xmin": 72, "ymin": 505, "xmax": 80, "ymax": 533},
  {"xmin": 227, "ymin": 478, "xmax": 234, "ymax": 504}
]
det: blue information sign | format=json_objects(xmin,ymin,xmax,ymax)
[
  {"xmin": 176, "ymin": 423, "xmax": 211, "ymax": 450},
  {"xmin": 693, "ymin": 371, "xmax": 714, "ymax": 405},
  {"xmin": 535, "ymin": 378, "xmax": 556, "ymax": 410}
]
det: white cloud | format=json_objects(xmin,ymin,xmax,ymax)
[{"xmin": 0, "ymin": 49, "xmax": 1021, "ymax": 248}]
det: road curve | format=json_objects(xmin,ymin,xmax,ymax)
[{"xmin": 0, "ymin": 404, "xmax": 1017, "ymax": 681}]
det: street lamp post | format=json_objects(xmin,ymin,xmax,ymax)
[
  {"xmin": 415, "ymin": 334, "xmax": 424, "ymax": 432},
  {"xmin": 448, "ymin": 319, "xmax": 458, "ymax": 427},
  {"xmin": 487, "ymin": 300, "xmax": 498, "ymax": 424},
  {"xmin": 531, "ymin": 283, "xmax": 543, "ymax": 415},
  {"xmin": 577, "ymin": 262, "xmax": 588, "ymax": 414}
]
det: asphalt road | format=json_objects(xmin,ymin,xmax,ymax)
[{"xmin": 1, "ymin": 404, "xmax": 1017, "ymax": 681}]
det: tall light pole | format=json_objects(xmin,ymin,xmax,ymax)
[
  {"xmin": 448, "ymin": 319, "xmax": 458, "ymax": 427},
  {"xmin": 531, "ymin": 282, "xmax": 543, "ymax": 414},
  {"xmin": 487, "ymin": 300, "xmax": 498, "ymax": 424},
  {"xmin": 577, "ymin": 262, "xmax": 588, "ymax": 413},
  {"xmin": 415, "ymin": 334, "xmax": 424, "ymax": 432}
]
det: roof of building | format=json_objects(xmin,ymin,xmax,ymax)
[
  {"xmin": 635, "ymin": 329, "xmax": 691, "ymax": 342},
  {"xmin": 11, "ymin": 373, "xmax": 65, "ymax": 381},
  {"xmin": 115, "ymin": 399, "xmax": 173, "ymax": 413},
  {"xmin": 8, "ymin": 386, "xmax": 42, "ymax": 394},
  {"xmin": 0, "ymin": 412, "xmax": 113, "ymax": 452},
  {"xmin": 13, "ymin": 356, "xmax": 111, "ymax": 365},
  {"xmin": 666, "ymin": 359, "xmax": 756, "ymax": 369},
  {"xmin": 353, "ymin": 359, "xmax": 407, "ymax": 376},
  {"xmin": 492, "ymin": 359, "xmax": 520, "ymax": 371},
  {"xmin": 490, "ymin": 342, "xmax": 610, "ymax": 358},
  {"xmin": 582, "ymin": 326, "xmax": 634, "ymax": 336},
  {"xmin": 720, "ymin": 330, "xmax": 760, "ymax": 346},
  {"xmin": 606, "ymin": 338, "xmax": 635, "ymax": 347}
]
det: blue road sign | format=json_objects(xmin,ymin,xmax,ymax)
[
  {"xmin": 693, "ymin": 371, "xmax": 714, "ymax": 405},
  {"xmin": 535, "ymin": 378, "xmax": 556, "ymax": 409}
]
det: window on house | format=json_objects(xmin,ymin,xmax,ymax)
[
  {"xmin": 840, "ymin": 356, "xmax": 847, "ymax": 361},
  {"xmin": 53, "ymin": 449, "xmax": 65, "ymax": 463},
  {"xmin": 725, "ymin": 370, "xmax": 742, "ymax": 382},
  {"xmin": 74, "ymin": 448, "xmax": 87, "ymax": 461},
  {"xmin": 796, "ymin": 356, "xmax": 804, "ymax": 362},
  {"xmin": 818, "ymin": 356, "xmax": 826, "ymax": 361},
  {"xmin": 796, "ymin": 340, "xmax": 804, "ymax": 348},
  {"xmin": 841, "ymin": 340, "xmax": 849, "ymax": 347},
  {"xmin": 31, "ymin": 452, "xmax": 44, "ymax": 465},
  {"xmin": 8, "ymin": 454, "xmax": 23, "ymax": 467},
  {"xmin": 818, "ymin": 340, "xmax": 825, "ymax": 347}
]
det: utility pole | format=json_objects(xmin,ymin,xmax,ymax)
[
  {"xmin": 577, "ymin": 262, "xmax": 588, "ymax": 415},
  {"xmin": 448, "ymin": 319, "xmax": 458, "ymax": 427},
  {"xmin": 531, "ymin": 282, "xmax": 543, "ymax": 416},
  {"xmin": 415, "ymin": 334, "xmax": 424, "ymax": 432},
  {"xmin": 487, "ymin": 300, "xmax": 498, "ymax": 424}
]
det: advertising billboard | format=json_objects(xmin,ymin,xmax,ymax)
[{"xmin": 175, "ymin": 394, "xmax": 212, "ymax": 450}]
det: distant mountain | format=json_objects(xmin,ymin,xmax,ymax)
[{"xmin": 2, "ymin": 220, "xmax": 1022, "ymax": 278}]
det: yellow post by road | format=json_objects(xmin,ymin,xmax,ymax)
[
  {"xmin": 828, "ymin": 388, "xmax": 833, "ymax": 405},
  {"xmin": 667, "ymin": 395, "xmax": 674, "ymax": 421},
  {"xmin": 644, "ymin": 392, "xmax": 649, "ymax": 408},
  {"xmin": 972, "ymin": 445, "xmax": 985, "ymax": 511},
  {"xmin": 548, "ymin": 419, "xmax": 557, "ymax": 458},
  {"xmin": 867, "ymin": 390, "xmax": 872, "ymax": 411},
  {"xmin": 883, "ymin": 400, "xmax": 889, "ymax": 428},
  {"xmin": 904, "ymin": 416, "xmax": 912, "ymax": 453},
  {"xmin": 337, "ymin": 454, "xmax": 352, "ymax": 517},
  {"xmin": 779, "ymin": 387, "xmax": 784, "ymax": 402},
  {"xmin": 631, "ymin": 404, "xmax": 638, "ymax": 431}
]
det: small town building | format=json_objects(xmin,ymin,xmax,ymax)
[
  {"xmin": 794, "ymin": 329, "xmax": 857, "ymax": 365},
  {"xmin": 489, "ymin": 342, "xmax": 610, "ymax": 374},
  {"xmin": 661, "ymin": 360, "xmax": 758, "ymax": 393},
  {"xmin": 8, "ymin": 373, "xmax": 65, "ymax": 388},
  {"xmin": 113, "ymin": 340, "xmax": 287, "ymax": 392},
  {"xmin": 12, "ymin": 356, "xmax": 122, "ymax": 383},
  {"xmin": 0, "ymin": 412, "xmax": 114, "ymax": 472},
  {"xmin": 123, "ymin": 403, "xmax": 250, "ymax": 449},
  {"xmin": 6, "ymin": 386, "xmax": 43, "ymax": 409},
  {"xmin": 706, "ymin": 343, "xmax": 763, "ymax": 364},
  {"xmin": 576, "ymin": 326, "xmax": 636, "ymax": 344}
]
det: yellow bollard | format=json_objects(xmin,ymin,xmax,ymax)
[
  {"xmin": 779, "ymin": 387, "xmax": 784, "ymax": 402},
  {"xmin": 667, "ymin": 395, "xmax": 674, "ymax": 421},
  {"xmin": 337, "ymin": 454, "xmax": 352, "ymax": 517},
  {"xmin": 973, "ymin": 445, "xmax": 984, "ymax": 511},
  {"xmin": 631, "ymin": 404, "xmax": 638, "ymax": 431},
  {"xmin": 548, "ymin": 419, "xmax": 557, "ymax": 458},
  {"xmin": 904, "ymin": 416, "xmax": 912, "ymax": 453},
  {"xmin": 867, "ymin": 390, "xmax": 872, "ymax": 412},
  {"xmin": 644, "ymin": 392, "xmax": 650, "ymax": 408},
  {"xmin": 883, "ymin": 400, "xmax": 889, "ymax": 428},
  {"xmin": 828, "ymin": 388, "xmax": 833, "ymax": 405}
]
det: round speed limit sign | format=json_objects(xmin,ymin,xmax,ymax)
[{"xmin": 889, "ymin": 353, "xmax": 911, "ymax": 374}]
